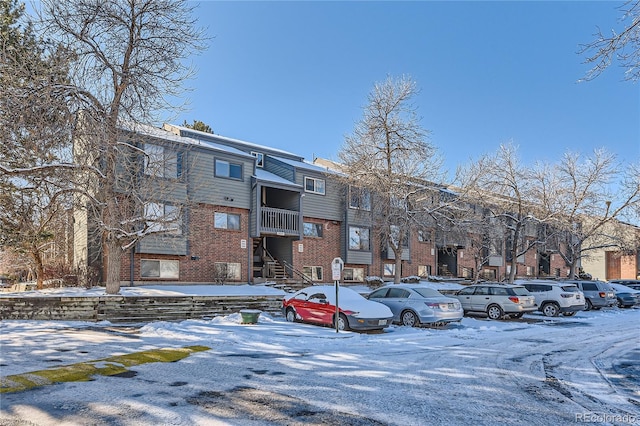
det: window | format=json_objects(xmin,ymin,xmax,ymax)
[
  {"xmin": 349, "ymin": 226, "xmax": 370, "ymax": 251},
  {"xmin": 458, "ymin": 287, "xmax": 476, "ymax": 296},
  {"xmin": 418, "ymin": 230, "xmax": 432, "ymax": 243},
  {"xmin": 251, "ymin": 151, "xmax": 264, "ymax": 168},
  {"xmin": 214, "ymin": 262, "xmax": 241, "ymax": 280},
  {"xmin": 461, "ymin": 267, "xmax": 473, "ymax": 279},
  {"xmin": 144, "ymin": 202, "xmax": 181, "ymax": 235},
  {"xmin": 368, "ymin": 288, "xmax": 389, "ymax": 298},
  {"xmin": 349, "ymin": 186, "xmax": 371, "ymax": 211},
  {"xmin": 307, "ymin": 292, "xmax": 327, "ymax": 302},
  {"xmin": 418, "ymin": 265, "xmax": 431, "ymax": 277},
  {"xmin": 303, "ymin": 266, "xmax": 323, "ymax": 281},
  {"xmin": 481, "ymin": 269, "xmax": 497, "ymax": 280},
  {"xmin": 343, "ymin": 267, "xmax": 364, "ymax": 282},
  {"xmin": 214, "ymin": 212, "xmax": 241, "ymax": 230},
  {"xmin": 304, "ymin": 177, "xmax": 325, "ymax": 195},
  {"xmin": 215, "ymin": 159, "xmax": 243, "ymax": 179},
  {"xmin": 303, "ymin": 222, "xmax": 323, "ymax": 238},
  {"xmin": 390, "ymin": 225, "xmax": 409, "ymax": 248},
  {"xmin": 143, "ymin": 144, "xmax": 178, "ymax": 178},
  {"xmin": 491, "ymin": 287, "xmax": 509, "ymax": 296},
  {"xmin": 388, "ymin": 288, "xmax": 410, "ymax": 298},
  {"xmin": 384, "ymin": 264, "xmax": 395, "ymax": 276},
  {"xmin": 141, "ymin": 259, "xmax": 179, "ymax": 279}
]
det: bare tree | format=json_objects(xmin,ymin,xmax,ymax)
[
  {"xmin": 546, "ymin": 150, "xmax": 640, "ymax": 278},
  {"xmin": 580, "ymin": 0, "xmax": 640, "ymax": 82},
  {"xmin": 38, "ymin": 0, "xmax": 207, "ymax": 294},
  {"xmin": 459, "ymin": 143, "xmax": 549, "ymax": 283},
  {"xmin": 338, "ymin": 75, "xmax": 442, "ymax": 283}
]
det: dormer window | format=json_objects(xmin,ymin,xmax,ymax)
[{"xmin": 251, "ymin": 151, "xmax": 264, "ymax": 168}]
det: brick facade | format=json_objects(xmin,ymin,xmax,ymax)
[
  {"xmin": 292, "ymin": 218, "xmax": 341, "ymax": 281},
  {"xmin": 121, "ymin": 204, "xmax": 250, "ymax": 284}
]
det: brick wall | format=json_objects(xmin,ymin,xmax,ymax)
[
  {"xmin": 293, "ymin": 218, "xmax": 341, "ymax": 280},
  {"xmin": 121, "ymin": 204, "xmax": 250, "ymax": 284}
]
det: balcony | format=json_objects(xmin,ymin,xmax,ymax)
[{"xmin": 259, "ymin": 207, "xmax": 299, "ymax": 236}]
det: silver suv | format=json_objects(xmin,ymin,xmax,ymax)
[
  {"xmin": 453, "ymin": 283, "xmax": 537, "ymax": 320},
  {"xmin": 516, "ymin": 280, "xmax": 584, "ymax": 317},
  {"xmin": 562, "ymin": 280, "xmax": 616, "ymax": 311}
]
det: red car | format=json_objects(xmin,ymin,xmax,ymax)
[{"xmin": 282, "ymin": 285, "xmax": 393, "ymax": 331}]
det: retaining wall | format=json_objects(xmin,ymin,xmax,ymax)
[{"xmin": 0, "ymin": 295, "xmax": 283, "ymax": 323}]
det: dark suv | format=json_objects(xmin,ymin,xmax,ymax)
[{"xmin": 562, "ymin": 280, "xmax": 616, "ymax": 310}]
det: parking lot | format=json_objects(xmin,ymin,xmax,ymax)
[{"xmin": 1, "ymin": 305, "xmax": 638, "ymax": 425}]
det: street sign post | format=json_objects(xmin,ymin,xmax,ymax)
[{"xmin": 331, "ymin": 257, "xmax": 344, "ymax": 332}]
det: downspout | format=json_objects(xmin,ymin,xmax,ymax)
[{"xmin": 129, "ymin": 246, "xmax": 134, "ymax": 287}]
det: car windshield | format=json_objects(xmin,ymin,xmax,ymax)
[
  {"xmin": 561, "ymin": 285, "xmax": 580, "ymax": 292},
  {"xmin": 511, "ymin": 287, "xmax": 530, "ymax": 296},
  {"xmin": 411, "ymin": 288, "xmax": 443, "ymax": 298}
]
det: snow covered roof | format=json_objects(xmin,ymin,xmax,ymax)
[
  {"xmin": 254, "ymin": 169, "xmax": 301, "ymax": 188},
  {"xmin": 164, "ymin": 124, "xmax": 303, "ymax": 161},
  {"xmin": 275, "ymin": 156, "xmax": 341, "ymax": 175},
  {"xmin": 124, "ymin": 123, "xmax": 252, "ymax": 158}
]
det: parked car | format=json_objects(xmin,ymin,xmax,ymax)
[
  {"xmin": 608, "ymin": 283, "xmax": 640, "ymax": 308},
  {"xmin": 562, "ymin": 280, "xmax": 617, "ymax": 311},
  {"xmin": 608, "ymin": 279, "xmax": 640, "ymax": 291},
  {"xmin": 515, "ymin": 280, "xmax": 584, "ymax": 317},
  {"xmin": 367, "ymin": 284, "xmax": 463, "ymax": 327},
  {"xmin": 282, "ymin": 285, "xmax": 393, "ymax": 331},
  {"xmin": 452, "ymin": 283, "xmax": 537, "ymax": 320}
]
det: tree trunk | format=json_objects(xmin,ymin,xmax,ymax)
[
  {"xmin": 31, "ymin": 247, "xmax": 45, "ymax": 290},
  {"xmin": 569, "ymin": 259, "xmax": 578, "ymax": 279},
  {"xmin": 508, "ymin": 258, "xmax": 517, "ymax": 283},
  {"xmin": 394, "ymin": 255, "xmax": 402, "ymax": 284},
  {"xmin": 104, "ymin": 237, "xmax": 122, "ymax": 294}
]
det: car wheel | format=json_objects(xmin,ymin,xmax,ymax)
[
  {"xmin": 584, "ymin": 299, "xmax": 593, "ymax": 311},
  {"xmin": 562, "ymin": 311, "xmax": 577, "ymax": 316},
  {"xmin": 336, "ymin": 313, "xmax": 349, "ymax": 331},
  {"xmin": 541, "ymin": 302, "xmax": 560, "ymax": 317},
  {"xmin": 401, "ymin": 310, "xmax": 420, "ymax": 327},
  {"xmin": 486, "ymin": 304, "xmax": 503, "ymax": 320},
  {"xmin": 285, "ymin": 308, "xmax": 297, "ymax": 322}
]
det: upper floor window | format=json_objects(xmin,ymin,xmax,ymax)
[
  {"xmin": 349, "ymin": 226, "xmax": 370, "ymax": 251},
  {"xmin": 215, "ymin": 159, "xmax": 242, "ymax": 180},
  {"xmin": 418, "ymin": 230, "xmax": 431, "ymax": 243},
  {"xmin": 214, "ymin": 212, "xmax": 241, "ymax": 230},
  {"xmin": 304, "ymin": 177, "xmax": 325, "ymax": 195},
  {"xmin": 349, "ymin": 186, "xmax": 371, "ymax": 211},
  {"xmin": 251, "ymin": 151, "xmax": 264, "ymax": 168},
  {"xmin": 303, "ymin": 222, "xmax": 323, "ymax": 238},
  {"xmin": 143, "ymin": 144, "xmax": 178, "ymax": 179},
  {"xmin": 144, "ymin": 202, "xmax": 181, "ymax": 235},
  {"xmin": 390, "ymin": 225, "xmax": 409, "ymax": 248}
]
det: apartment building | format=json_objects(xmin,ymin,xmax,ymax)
[{"xmin": 74, "ymin": 123, "xmax": 571, "ymax": 286}]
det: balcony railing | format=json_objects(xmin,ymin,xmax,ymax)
[{"xmin": 260, "ymin": 207, "xmax": 299, "ymax": 236}]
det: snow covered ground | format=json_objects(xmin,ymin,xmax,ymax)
[{"xmin": 1, "ymin": 285, "xmax": 639, "ymax": 425}]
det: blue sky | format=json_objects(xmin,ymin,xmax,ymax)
[{"xmin": 170, "ymin": 1, "xmax": 638, "ymax": 177}]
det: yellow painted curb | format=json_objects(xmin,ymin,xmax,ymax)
[{"xmin": 0, "ymin": 345, "xmax": 210, "ymax": 393}]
